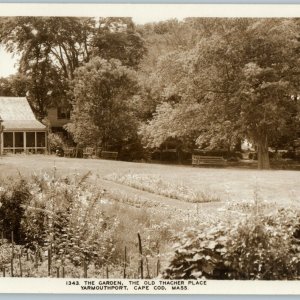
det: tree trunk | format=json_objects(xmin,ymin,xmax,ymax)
[
  {"xmin": 176, "ymin": 146, "xmax": 182, "ymax": 164},
  {"xmin": 257, "ymin": 135, "xmax": 270, "ymax": 170}
]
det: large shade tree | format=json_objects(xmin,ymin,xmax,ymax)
[
  {"xmin": 93, "ymin": 17, "xmax": 146, "ymax": 69},
  {"xmin": 0, "ymin": 17, "xmax": 146, "ymax": 118},
  {"xmin": 65, "ymin": 57, "xmax": 140, "ymax": 151},
  {"xmin": 0, "ymin": 74, "xmax": 28, "ymax": 97},
  {"xmin": 0, "ymin": 17, "xmax": 95, "ymax": 117},
  {"xmin": 140, "ymin": 18, "xmax": 300, "ymax": 169}
]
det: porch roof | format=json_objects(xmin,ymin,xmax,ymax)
[
  {"xmin": 0, "ymin": 97, "xmax": 46, "ymax": 131},
  {"xmin": 2, "ymin": 120, "xmax": 46, "ymax": 131}
]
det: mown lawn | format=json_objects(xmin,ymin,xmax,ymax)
[{"xmin": 0, "ymin": 154, "xmax": 299, "ymax": 206}]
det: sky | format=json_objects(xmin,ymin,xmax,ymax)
[{"xmin": 0, "ymin": 46, "xmax": 18, "ymax": 77}]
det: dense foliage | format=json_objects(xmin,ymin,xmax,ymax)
[
  {"xmin": 0, "ymin": 17, "xmax": 145, "ymax": 119},
  {"xmin": 0, "ymin": 172, "xmax": 189, "ymax": 277},
  {"xmin": 0, "ymin": 178, "xmax": 31, "ymax": 244},
  {"xmin": 163, "ymin": 207, "xmax": 300, "ymax": 280},
  {"xmin": 65, "ymin": 57, "xmax": 141, "ymax": 152},
  {"xmin": 1, "ymin": 17, "xmax": 300, "ymax": 167},
  {"xmin": 0, "ymin": 173, "xmax": 118, "ymax": 271},
  {"xmin": 140, "ymin": 19, "xmax": 300, "ymax": 169},
  {"xmin": 0, "ymin": 170, "xmax": 300, "ymax": 279}
]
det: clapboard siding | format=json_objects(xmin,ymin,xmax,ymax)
[{"xmin": 47, "ymin": 108, "xmax": 70, "ymax": 128}]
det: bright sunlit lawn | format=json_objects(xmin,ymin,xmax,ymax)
[{"xmin": 0, "ymin": 154, "xmax": 299, "ymax": 206}]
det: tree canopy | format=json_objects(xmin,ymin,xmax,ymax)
[
  {"xmin": 65, "ymin": 57, "xmax": 139, "ymax": 151},
  {"xmin": 0, "ymin": 17, "xmax": 145, "ymax": 118},
  {"xmin": 140, "ymin": 18, "xmax": 300, "ymax": 168},
  {"xmin": 1, "ymin": 17, "xmax": 300, "ymax": 168}
]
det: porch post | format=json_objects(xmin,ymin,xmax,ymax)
[
  {"xmin": 34, "ymin": 132, "xmax": 37, "ymax": 154},
  {"xmin": 45, "ymin": 131, "xmax": 48, "ymax": 154},
  {"xmin": 0, "ymin": 132, "xmax": 2, "ymax": 156},
  {"xmin": 13, "ymin": 132, "xmax": 15, "ymax": 154},
  {"xmin": 24, "ymin": 132, "xmax": 26, "ymax": 153},
  {"xmin": 0, "ymin": 117, "xmax": 2, "ymax": 156}
]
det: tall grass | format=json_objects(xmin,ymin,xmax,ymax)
[
  {"xmin": 0, "ymin": 172, "xmax": 201, "ymax": 278},
  {"xmin": 105, "ymin": 173, "xmax": 220, "ymax": 203}
]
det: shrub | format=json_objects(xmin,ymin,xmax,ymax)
[
  {"xmin": 119, "ymin": 140, "xmax": 147, "ymax": 162},
  {"xmin": 0, "ymin": 178, "xmax": 31, "ymax": 244},
  {"xmin": 282, "ymin": 151, "xmax": 295, "ymax": 160},
  {"xmin": 0, "ymin": 172, "xmax": 122, "ymax": 275},
  {"xmin": 47, "ymin": 133, "xmax": 66, "ymax": 154},
  {"xmin": 20, "ymin": 172, "xmax": 118, "ymax": 268},
  {"xmin": 0, "ymin": 172, "xmax": 194, "ymax": 278},
  {"xmin": 248, "ymin": 151, "xmax": 275, "ymax": 160},
  {"xmin": 163, "ymin": 208, "xmax": 300, "ymax": 280}
]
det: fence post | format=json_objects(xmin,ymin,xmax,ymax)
[
  {"xmin": 156, "ymin": 249, "xmax": 160, "ymax": 277},
  {"xmin": 48, "ymin": 246, "xmax": 52, "ymax": 277},
  {"xmin": 156, "ymin": 259, "xmax": 160, "ymax": 277},
  {"xmin": 123, "ymin": 246, "xmax": 127, "ymax": 279},
  {"xmin": 35, "ymin": 250, "xmax": 38, "ymax": 269},
  {"xmin": 19, "ymin": 254, "xmax": 22, "ymax": 277},
  {"xmin": 10, "ymin": 258, "xmax": 14, "ymax": 277},
  {"xmin": 83, "ymin": 260, "xmax": 88, "ymax": 278},
  {"xmin": 137, "ymin": 233, "xmax": 143, "ymax": 279},
  {"xmin": 106, "ymin": 266, "xmax": 109, "ymax": 279},
  {"xmin": 145, "ymin": 257, "xmax": 150, "ymax": 278},
  {"xmin": 2, "ymin": 267, "xmax": 5, "ymax": 277},
  {"xmin": 39, "ymin": 248, "xmax": 44, "ymax": 262},
  {"xmin": 11, "ymin": 231, "xmax": 14, "ymax": 255},
  {"xmin": 10, "ymin": 235, "xmax": 14, "ymax": 278}
]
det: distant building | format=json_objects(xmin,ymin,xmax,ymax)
[
  {"xmin": 0, "ymin": 97, "xmax": 47, "ymax": 155},
  {"xmin": 46, "ymin": 106, "xmax": 71, "ymax": 136}
]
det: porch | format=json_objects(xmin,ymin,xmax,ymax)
[{"xmin": 0, "ymin": 130, "xmax": 47, "ymax": 154}]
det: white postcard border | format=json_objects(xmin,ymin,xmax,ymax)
[
  {"xmin": 0, "ymin": 3, "xmax": 299, "ymax": 295},
  {"xmin": 0, "ymin": 278, "xmax": 299, "ymax": 295}
]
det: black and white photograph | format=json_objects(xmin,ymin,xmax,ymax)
[{"xmin": 0, "ymin": 3, "xmax": 299, "ymax": 294}]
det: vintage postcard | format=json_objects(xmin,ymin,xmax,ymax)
[{"xmin": 0, "ymin": 3, "xmax": 300, "ymax": 295}]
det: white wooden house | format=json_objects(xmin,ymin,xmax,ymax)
[
  {"xmin": 0, "ymin": 97, "xmax": 47, "ymax": 154},
  {"xmin": 46, "ymin": 106, "xmax": 70, "ymax": 134}
]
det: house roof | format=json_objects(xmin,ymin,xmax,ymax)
[{"xmin": 0, "ymin": 97, "xmax": 46, "ymax": 131}]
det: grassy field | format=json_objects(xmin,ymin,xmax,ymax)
[
  {"xmin": 0, "ymin": 154, "xmax": 299, "ymax": 206},
  {"xmin": 0, "ymin": 154, "xmax": 300, "ymax": 278}
]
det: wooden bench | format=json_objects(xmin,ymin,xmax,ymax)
[
  {"xmin": 83, "ymin": 147, "xmax": 95, "ymax": 158},
  {"xmin": 101, "ymin": 151, "xmax": 118, "ymax": 160},
  {"xmin": 64, "ymin": 147, "xmax": 75, "ymax": 158},
  {"xmin": 192, "ymin": 155, "xmax": 226, "ymax": 167}
]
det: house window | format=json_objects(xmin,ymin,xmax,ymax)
[
  {"xmin": 57, "ymin": 107, "xmax": 70, "ymax": 120},
  {"xmin": 15, "ymin": 132, "xmax": 24, "ymax": 148},
  {"xmin": 3, "ymin": 132, "xmax": 13, "ymax": 148},
  {"xmin": 3, "ymin": 131, "xmax": 47, "ymax": 154},
  {"xmin": 26, "ymin": 132, "xmax": 35, "ymax": 148},
  {"xmin": 37, "ymin": 132, "xmax": 46, "ymax": 147}
]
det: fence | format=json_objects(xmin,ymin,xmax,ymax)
[{"xmin": 0, "ymin": 231, "xmax": 160, "ymax": 278}]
